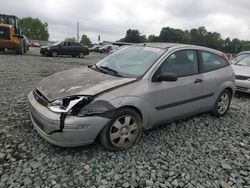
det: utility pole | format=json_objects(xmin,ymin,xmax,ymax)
[{"xmin": 77, "ymin": 21, "xmax": 79, "ymax": 42}]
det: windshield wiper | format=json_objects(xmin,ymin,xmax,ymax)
[
  {"xmin": 99, "ymin": 66, "xmax": 123, "ymax": 77},
  {"xmin": 89, "ymin": 64, "xmax": 106, "ymax": 74}
]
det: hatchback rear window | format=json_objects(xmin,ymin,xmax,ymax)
[{"xmin": 201, "ymin": 51, "xmax": 229, "ymax": 72}]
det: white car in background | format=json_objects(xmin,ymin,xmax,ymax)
[
  {"xmin": 232, "ymin": 56, "xmax": 250, "ymax": 94},
  {"xmin": 99, "ymin": 45, "xmax": 119, "ymax": 53}
]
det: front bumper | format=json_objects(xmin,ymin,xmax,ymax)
[
  {"xmin": 28, "ymin": 91, "xmax": 110, "ymax": 147},
  {"xmin": 40, "ymin": 49, "xmax": 49, "ymax": 55},
  {"xmin": 235, "ymin": 80, "xmax": 250, "ymax": 94}
]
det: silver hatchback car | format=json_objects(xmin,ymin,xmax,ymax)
[{"xmin": 28, "ymin": 43, "xmax": 235, "ymax": 150}]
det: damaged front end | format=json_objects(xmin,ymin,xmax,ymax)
[
  {"xmin": 32, "ymin": 89, "xmax": 93, "ymax": 134},
  {"xmin": 29, "ymin": 89, "xmax": 114, "ymax": 144},
  {"xmin": 46, "ymin": 96, "xmax": 92, "ymax": 134}
]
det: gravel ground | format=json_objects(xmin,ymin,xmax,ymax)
[{"xmin": 0, "ymin": 48, "xmax": 250, "ymax": 188}]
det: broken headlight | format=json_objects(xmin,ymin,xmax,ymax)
[{"xmin": 47, "ymin": 96, "xmax": 92, "ymax": 114}]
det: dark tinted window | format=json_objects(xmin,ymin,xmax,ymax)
[
  {"xmin": 160, "ymin": 50, "xmax": 198, "ymax": 77},
  {"xmin": 72, "ymin": 42, "xmax": 81, "ymax": 46},
  {"xmin": 201, "ymin": 51, "xmax": 228, "ymax": 72}
]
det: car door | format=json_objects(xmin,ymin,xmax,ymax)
[
  {"xmin": 72, "ymin": 42, "xmax": 81, "ymax": 55},
  {"xmin": 57, "ymin": 42, "xmax": 68, "ymax": 55},
  {"xmin": 145, "ymin": 49, "xmax": 207, "ymax": 125}
]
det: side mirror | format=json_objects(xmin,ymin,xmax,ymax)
[{"xmin": 153, "ymin": 72, "xmax": 178, "ymax": 82}]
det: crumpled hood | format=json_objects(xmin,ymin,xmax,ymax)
[
  {"xmin": 233, "ymin": 65, "xmax": 250, "ymax": 76},
  {"xmin": 37, "ymin": 68, "xmax": 136, "ymax": 102}
]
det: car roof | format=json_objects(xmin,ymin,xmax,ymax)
[{"xmin": 133, "ymin": 42, "xmax": 223, "ymax": 55}]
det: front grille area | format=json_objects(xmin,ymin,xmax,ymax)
[
  {"xmin": 33, "ymin": 89, "xmax": 49, "ymax": 107},
  {"xmin": 236, "ymin": 86, "xmax": 248, "ymax": 91},
  {"xmin": 235, "ymin": 75, "xmax": 250, "ymax": 80},
  {"xmin": 0, "ymin": 26, "xmax": 10, "ymax": 40}
]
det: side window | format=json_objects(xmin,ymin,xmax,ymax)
[
  {"xmin": 201, "ymin": 51, "xmax": 228, "ymax": 72},
  {"xmin": 159, "ymin": 50, "xmax": 198, "ymax": 77},
  {"xmin": 72, "ymin": 42, "xmax": 80, "ymax": 46}
]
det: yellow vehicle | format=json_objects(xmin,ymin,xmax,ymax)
[{"xmin": 0, "ymin": 14, "xmax": 27, "ymax": 54}]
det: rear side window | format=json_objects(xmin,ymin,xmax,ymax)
[{"xmin": 201, "ymin": 51, "xmax": 229, "ymax": 72}]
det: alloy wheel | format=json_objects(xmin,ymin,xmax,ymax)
[
  {"xmin": 109, "ymin": 115, "xmax": 139, "ymax": 149},
  {"xmin": 217, "ymin": 92, "xmax": 230, "ymax": 114}
]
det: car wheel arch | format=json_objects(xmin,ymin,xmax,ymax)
[
  {"xmin": 106, "ymin": 96, "xmax": 152, "ymax": 128},
  {"xmin": 116, "ymin": 105, "xmax": 143, "ymax": 122},
  {"xmin": 224, "ymin": 87, "xmax": 233, "ymax": 97}
]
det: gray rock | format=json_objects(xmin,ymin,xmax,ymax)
[
  {"xmin": 169, "ymin": 171, "xmax": 175, "ymax": 177},
  {"xmin": 48, "ymin": 175, "xmax": 57, "ymax": 180},
  {"xmin": 23, "ymin": 176, "xmax": 32, "ymax": 185},
  {"xmin": 98, "ymin": 185, "xmax": 106, "ymax": 188},
  {"xmin": 96, "ymin": 175, "xmax": 101, "ymax": 183},
  {"xmin": 221, "ymin": 163, "xmax": 232, "ymax": 170},
  {"xmin": 220, "ymin": 181, "xmax": 232, "ymax": 188},
  {"xmin": 0, "ymin": 182, "xmax": 5, "ymax": 188},
  {"xmin": 23, "ymin": 167, "xmax": 32, "ymax": 174},
  {"xmin": 0, "ymin": 153, "xmax": 6, "ymax": 161},
  {"xmin": 101, "ymin": 179, "xmax": 108, "ymax": 184},
  {"xmin": 171, "ymin": 179, "xmax": 178, "ymax": 187},
  {"xmin": 146, "ymin": 179, "xmax": 154, "ymax": 187},
  {"xmin": 53, "ymin": 184, "xmax": 60, "ymax": 188},
  {"xmin": 239, "ymin": 170, "xmax": 248, "ymax": 177},
  {"xmin": 5, "ymin": 149, "xmax": 13, "ymax": 153},
  {"xmin": 185, "ymin": 173, "xmax": 191, "ymax": 181},
  {"xmin": 114, "ymin": 174, "xmax": 120, "ymax": 181},
  {"xmin": 29, "ymin": 161, "xmax": 42, "ymax": 169},
  {"xmin": 122, "ymin": 182, "xmax": 129, "ymax": 188}
]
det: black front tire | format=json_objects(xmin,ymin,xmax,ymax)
[
  {"xmin": 99, "ymin": 108, "xmax": 142, "ymax": 150},
  {"xmin": 16, "ymin": 39, "xmax": 24, "ymax": 54},
  {"xmin": 23, "ymin": 45, "xmax": 27, "ymax": 53},
  {"xmin": 211, "ymin": 89, "xmax": 232, "ymax": 117}
]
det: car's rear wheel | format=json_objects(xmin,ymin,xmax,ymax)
[
  {"xmin": 51, "ymin": 51, "xmax": 58, "ymax": 57},
  {"xmin": 78, "ymin": 51, "xmax": 84, "ymax": 58},
  {"xmin": 99, "ymin": 108, "xmax": 142, "ymax": 150},
  {"xmin": 211, "ymin": 89, "xmax": 232, "ymax": 117}
]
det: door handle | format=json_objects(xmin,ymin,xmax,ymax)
[{"xmin": 194, "ymin": 78, "xmax": 203, "ymax": 84}]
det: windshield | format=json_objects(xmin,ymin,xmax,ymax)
[
  {"xmin": 51, "ymin": 41, "xmax": 62, "ymax": 46},
  {"xmin": 236, "ymin": 56, "xmax": 250, "ymax": 67},
  {"xmin": 232, "ymin": 54, "xmax": 250, "ymax": 62},
  {"xmin": 96, "ymin": 46, "xmax": 165, "ymax": 77}
]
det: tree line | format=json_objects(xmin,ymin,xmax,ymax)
[
  {"xmin": 18, "ymin": 17, "xmax": 92, "ymax": 46},
  {"xmin": 18, "ymin": 16, "xmax": 250, "ymax": 53},
  {"xmin": 119, "ymin": 27, "xmax": 250, "ymax": 54}
]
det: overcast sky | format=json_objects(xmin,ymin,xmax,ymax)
[{"xmin": 1, "ymin": 0, "xmax": 250, "ymax": 43}]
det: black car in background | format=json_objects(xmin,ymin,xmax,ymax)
[{"xmin": 40, "ymin": 41, "xmax": 89, "ymax": 58}]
